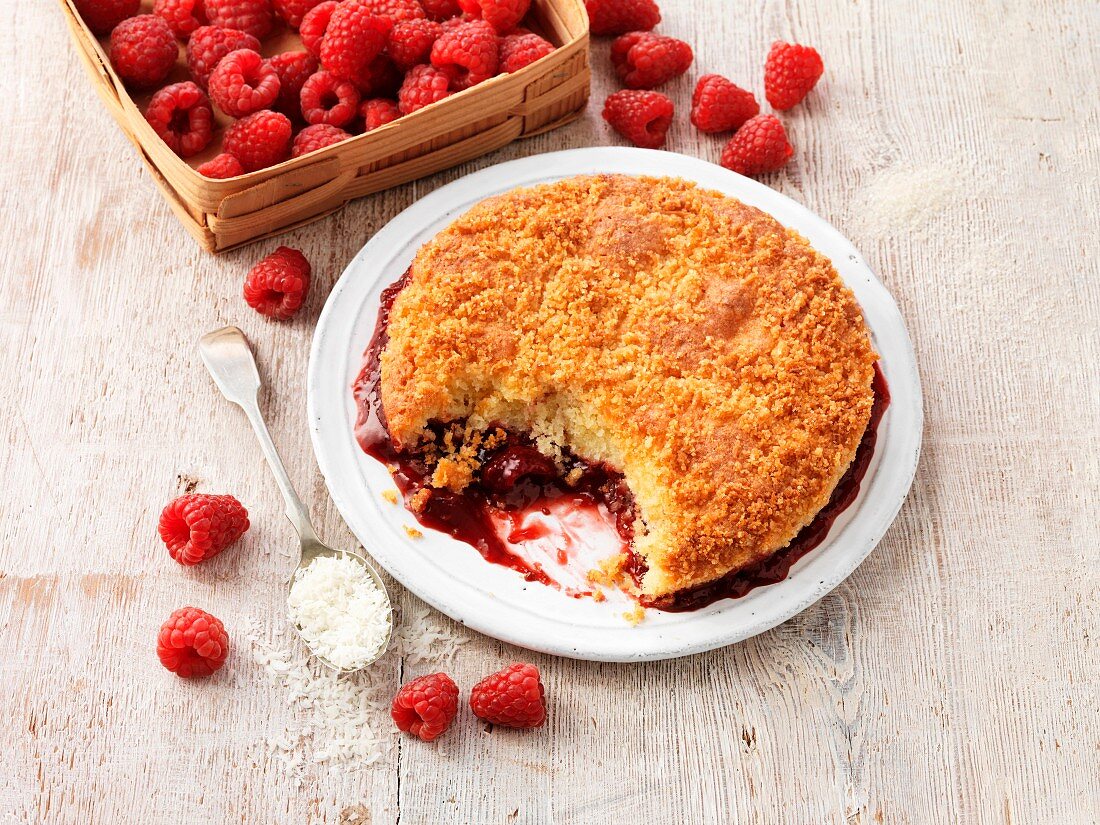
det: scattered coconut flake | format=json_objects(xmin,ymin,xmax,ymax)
[{"xmin": 847, "ymin": 161, "xmax": 979, "ymax": 241}]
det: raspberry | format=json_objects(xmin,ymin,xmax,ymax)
[
  {"xmin": 602, "ymin": 89, "xmax": 672, "ymax": 149},
  {"xmin": 187, "ymin": 25, "xmax": 260, "ymax": 89},
  {"xmin": 457, "ymin": 0, "xmax": 529, "ymax": 34},
  {"xmin": 764, "ymin": 41, "xmax": 824, "ymax": 111},
  {"xmin": 292, "ymin": 123, "xmax": 352, "ymax": 156},
  {"xmin": 420, "ymin": 0, "xmax": 460, "ymax": 21},
  {"xmin": 610, "ymin": 31, "xmax": 692, "ymax": 89},
  {"xmin": 498, "ymin": 32, "xmax": 553, "ymax": 73},
  {"xmin": 584, "ymin": 0, "xmax": 659, "ymax": 36},
  {"xmin": 109, "ymin": 15, "xmax": 178, "ymax": 90},
  {"xmin": 157, "ymin": 607, "xmax": 229, "ymax": 678},
  {"xmin": 196, "ymin": 152, "xmax": 245, "ymax": 177},
  {"xmin": 299, "ymin": 70, "xmax": 360, "ymax": 125},
  {"xmin": 388, "ymin": 18, "xmax": 443, "ymax": 71},
  {"xmin": 469, "ymin": 663, "xmax": 546, "ymax": 729},
  {"xmin": 153, "ymin": 0, "xmax": 207, "ymax": 38},
  {"xmin": 391, "ymin": 673, "xmax": 460, "ymax": 741},
  {"xmin": 266, "ymin": 50, "xmax": 319, "ymax": 118},
  {"xmin": 273, "ymin": 0, "xmax": 323, "ymax": 28},
  {"xmin": 208, "ymin": 48, "xmax": 280, "ymax": 117},
  {"xmin": 299, "ymin": 0, "xmax": 338, "ymax": 56},
  {"xmin": 397, "ymin": 64, "xmax": 451, "ymax": 113},
  {"xmin": 719, "ymin": 114, "xmax": 793, "ymax": 176},
  {"xmin": 319, "ymin": 3, "xmax": 392, "ymax": 82},
  {"xmin": 223, "ymin": 109, "xmax": 293, "ymax": 170},
  {"xmin": 361, "ymin": 97, "xmax": 400, "ymax": 130},
  {"xmin": 158, "ymin": 493, "xmax": 249, "ymax": 565},
  {"xmin": 690, "ymin": 73, "xmax": 759, "ymax": 133},
  {"xmin": 145, "ymin": 81, "xmax": 214, "ymax": 157},
  {"xmin": 243, "ymin": 246, "xmax": 312, "ymax": 319},
  {"xmin": 355, "ymin": 54, "xmax": 402, "ymax": 97},
  {"xmin": 74, "ymin": 0, "xmax": 140, "ymax": 35},
  {"xmin": 440, "ymin": 11, "xmax": 478, "ymax": 29},
  {"xmin": 205, "ymin": 0, "xmax": 274, "ymax": 39},
  {"xmin": 358, "ymin": 0, "xmax": 427, "ymax": 22},
  {"xmin": 430, "ymin": 20, "xmax": 498, "ymax": 91}
]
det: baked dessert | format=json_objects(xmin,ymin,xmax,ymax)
[{"xmin": 355, "ymin": 174, "xmax": 881, "ymax": 606}]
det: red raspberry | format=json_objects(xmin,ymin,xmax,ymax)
[
  {"xmin": 764, "ymin": 41, "xmax": 824, "ymax": 111},
  {"xmin": 610, "ymin": 31, "xmax": 692, "ymax": 89},
  {"xmin": 361, "ymin": 97, "xmax": 400, "ymax": 130},
  {"xmin": 457, "ymin": 0, "xmax": 529, "ymax": 34},
  {"xmin": 153, "ymin": 0, "xmax": 207, "ymax": 38},
  {"xmin": 74, "ymin": 0, "xmax": 140, "ymax": 35},
  {"xmin": 291, "ymin": 123, "xmax": 352, "ymax": 156},
  {"xmin": 719, "ymin": 114, "xmax": 793, "ymax": 176},
  {"xmin": 159, "ymin": 493, "xmax": 249, "ymax": 565},
  {"xmin": 355, "ymin": 54, "xmax": 402, "ymax": 97},
  {"xmin": 205, "ymin": 0, "xmax": 274, "ymax": 39},
  {"xmin": 440, "ymin": 11, "xmax": 478, "ymax": 29},
  {"xmin": 319, "ymin": 3, "xmax": 392, "ymax": 82},
  {"xmin": 266, "ymin": 50, "xmax": 319, "ymax": 118},
  {"xmin": 223, "ymin": 109, "xmax": 293, "ymax": 170},
  {"xmin": 187, "ymin": 25, "xmax": 260, "ymax": 89},
  {"xmin": 358, "ymin": 0, "xmax": 427, "ymax": 22},
  {"xmin": 388, "ymin": 18, "xmax": 443, "ymax": 71},
  {"xmin": 602, "ymin": 89, "xmax": 672, "ymax": 149},
  {"xmin": 243, "ymin": 246, "xmax": 312, "ymax": 320},
  {"xmin": 109, "ymin": 15, "xmax": 179, "ymax": 90},
  {"xmin": 299, "ymin": 0, "xmax": 338, "ymax": 56},
  {"xmin": 430, "ymin": 20, "xmax": 498, "ymax": 91},
  {"xmin": 469, "ymin": 663, "xmax": 546, "ymax": 728},
  {"xmin": 397, "ymin": 64, "xmax": 451, "ymax": 113},
  {"xmin": 498, "ymin": 32, "xmax": 553, "ymax": 73},
  {"xmin": 157, "ymin": 607, "xmax": 230, "ymax": 678},
  {"xmin": 273, "ymin": 0, "xmax": 323, "ymax": 28},
  {"xmin": 196, "ymin": 152, "xmax": 245, "ymax": 177},
  {"xmin": 584, "ymin": 0, "xmax": 659, "ymax": 36},
  {"xmin": 208, "ymin": 48, "xmax": 281, "ymax": 117},
  {"xmin": 145, "ymin": 81, "xmax": 214, "ymax": 157},
  {"xmin": 690, "ymin": 73, "xmax": 759, "ymax": 133},
  {"xmin": 299, "ymin": 70, "xmax": 360, "ymax": 125},
  {"xmin": 420, "ymin": 0, "xmax": 460, "ymax": 21},
  {"xmin": 391, "ymin": 673, "xmax": 460, "ymax": 741}
]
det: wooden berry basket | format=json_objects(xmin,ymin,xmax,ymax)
[{"xmin": 58, "ymin": 0, "xmax": 591, "ymax": 252}]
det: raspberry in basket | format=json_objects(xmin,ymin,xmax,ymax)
[
  {"xmin": 391, "ymin": 673, "xmax": 460, "ymax": 741},
  {"xmin": 458, "ymin": 0, "xmax": 530, "ymax": 34},
  {"xmin": 585, "ymin": 0, "xmax": 660, "ymax": 36},
  {"xmin": 187, "ymin": 25, "xmax": 260, "ymax": 89},
  {"xmin": 690, "ymin": 74, "xmax": 759, "ymax": 134},
  {"xmin": 223, "ymin": 109, "xmax": 293, "ymax": 170},
  {"xmin": 243, "ymin": 246, "xmax": 312, "ymax": 320},
  {"xmin": 299, "ymin": 0, "xmax": 338, "ymax": 56},
  {"xmin": 157, "ymin": 607, "xmax": 229, "ymax": 678},
  {"xmin": 153, "ymin": 0, "xmax": 207, "ymax": 38},
  {"xmin": 109, "ymin": 15, "xmax": 179, "ymax": 90},
  {"xmin": 602, "ymin": 89, "xmax": 673, "ymax": 149},
  {"xmin": 610, "ymin": 32, "xmax": 692, "ymax": 89},
  {"xmin": 205, "ymin": 0, "xmax": 274, "ymax": 39},
  {"xmin": 145, "ymin": 81, "xmax": 214, "ymax": 157},
  {"xmin": 388, "ymin": 18, "xmax": 443, "ymax": 71},
  {"xmin": 74, "ymin": 0, "xmax": 140, "ymax": 35},
  {"xmin": 719, "ymin": 113, "xmax": 793, "ymax": 176},
  {"xmin": 300, "ymin": 70, "xmax": 360, "ymax": 126},
  {"xmin": 430, "ymin": 20, "xmax": 498, "ymax": 91},
  {"xmin": 498, "ymin": 32, "xmax": 554, "ymax": 73},
  {"xmin": 764, "ymin": 41, "xmax": 824, "ymax": 111},
  {"xmin": 469, "ymin": 663, "xmax": 546, "ymax": 728},
  {"xmin": 208, "ymin": 48, "xmax": 281, "ymax": 117},
  {"xmin": 355, "ymin": 54, "xmax": 403, "ymax": 97},
  {"xmin": 272, "ymin": 0, "xmax": 323, "ymax": 29},
  {"xmin": 397, "ymin": 64, "xmax": 451, "ymax": 113},
  {"xmin": 266, "ymin": 50, "xmax": 319, "ymax": 118},
  {"xmin": 421, "ymin": 0, "xmax": 461, "ymax": 21},
  {"xmin": 359, "ymin": 0, "xmax": 428, "ymax": 22},
  {"xmin": 319, "ymin": 2, "xmax": 392, "ymax": 82},
  {"xmin": 292, "ymin": 123, "xmax": 352, "ymax": 157},
  {"xmin": 361, "ymin": 97, "xmax": 400, "ymax": 130},
  {"xmin": 159, "ymin": 493, "xmax": 249, "ymax": 565},
  {"xmin": 196, "ymin": 152, "xmax": 245, "ymax": 177}
]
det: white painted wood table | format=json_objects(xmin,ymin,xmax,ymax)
[{"xmin": 3, "ymin": 0, "xmax": 1098, "ymax": 822}]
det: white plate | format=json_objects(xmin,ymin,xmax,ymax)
[{"xmin": 308, "ymin": 148, "xmax": 922, "ymax": 663}]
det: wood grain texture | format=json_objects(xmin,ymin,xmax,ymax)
[{"xmin": 2, "ymin": 0, "xmax": 1098, "ymax": 823}]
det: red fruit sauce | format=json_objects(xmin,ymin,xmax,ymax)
[{"xmin": 353, "ymin": 270, "xmax": 890, "ymax": 612}]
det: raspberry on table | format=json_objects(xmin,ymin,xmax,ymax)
[
  {"xmin": 208, "ymin": 48, "xmax": 281, "ymax": 117},
  {"xmin": 153, "ymin": 0, "xmax": 207, "ymax": 38},
  {"xmin": 272, "ymin": 0, "xmax": 323, "ymax": 29},
  {"xmin": 299, "ymin": 70, "xmax": 360, "ymax": 126},
  {"xmin": 223, "ymin": 109, "xmax": 293, "ymax": 170},
  {"xmin": 469, "ymin": 663, "xmax": 546, "ymax": 729},
  {"xmin": 420, "ymin": 0, "xmax": 461, "ymax": 21},
  {"xmin": 319, "ymin": 3, "xmax": 393, "ymax": 82},
  {"xmin": 109, "ymin": 15, "xmax": 179, "ymax": 90},
  {"xmin": 145, "ymin": 81, "xmax": 214, "ymax": 157},
  {"xmin": 498, "ymin": 32, "xmax": 554, "ymax": 73},
  {"xmin": 397, "ymin": 64, "xmax": 451, "ymax": 113},
  {"xmin": 719, "ymin": 113, "xmax": 794, "ymax": 176},
  {"xmin": 291, "ymin": 123, "xmax": 352, "ymax": 156},
  {"xmin": 157, "ymin": 607, "xmax": 230, "ymax": 678},
  {"xmin": 187, "ymin": 25, "xmax": 260, "ymax": 89},
  {"xmin": 74, "ymin": 0, "xmax": 140, "ymax": 35},
  {"xmin": 266, "ymin": 50, "xmax": 319, "ymax": 118},
  {"xmin": 584, "ymin": 0, "xmax": 659, "ymax": 36},
  {"xmin": 205, "ymin": 0, "xmax": 274, "ymax": 39},
  {"xmin": 299, "ymin": 0, "xmax": 338, "ymax": 56},
  {"xmin": 355, "ymin": 54, "xmax": 403, "ymax": 97},
  {"xmin": 602, "ymin": 89, "xmax": 673, "ymax": 149},
  {"xmin": 690, "ymin": 73, "xmax": 759, "ymax": 133},
  {"xmin": 391, "ymin": 673, "xmax": 460, "ymax": 741},
  {"xmin": 243, "ymin": 246, "xmax": 312, "ymax": 320},
  {"xmin": 388, "ymin": 18, "xmax": 443, "ymax": 71},
  {"xmin": 357, "ymin": 0, "xmax": 428, "ymax": 22},
  {"xmin": 610, "ymin": 31, "xmax": 692, "ymax": 89},
  {"xmin": 764, "ymin": 41, "xmax": 824, "ymax": 110},
  {"xmin": 196, "ymin": 152, "xmax": 245, "ymax": 177},
  {"xmin": 430, "ymin": 20, "xmax": 499, "ymax": 91},
  {"xmin": 361, "ymin": 97, "xmax": 400, "ymax": 130},
  {"xmin": 159, "ymin": 493, "xmax": 249, "ymax": 565},
  {"xmin": 457, "ymin": 0, "xmax": 530, "ymax": 34}
]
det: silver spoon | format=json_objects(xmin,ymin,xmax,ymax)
[{"xmin": 198, "ymin": 325, "xmax": 392, "ymax": 672}]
